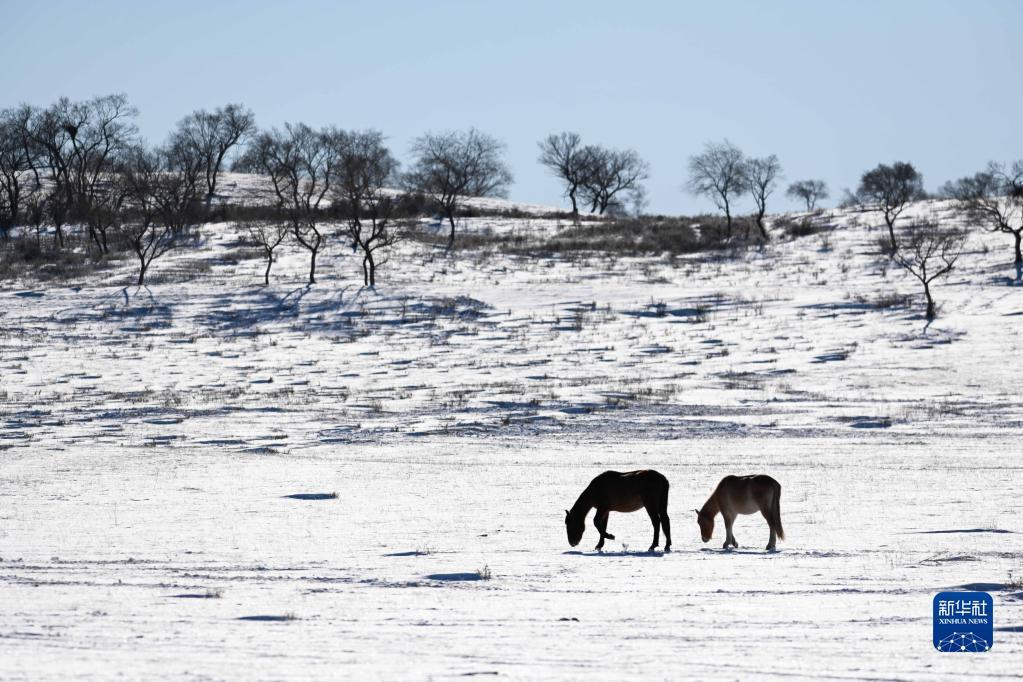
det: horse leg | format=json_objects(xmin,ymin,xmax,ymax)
[
  {"xmin": 661, "ymin": 511, "xmax": 671, "ymax": 553},
  {"xmin": 723, "ymin": 512, "xmax": 738, "ymax": 549},
  {"xmin": 594, "ymin": 509, "xmax": 612, "ymax": 550},
  {"xmin": 761, "ymin": 506, "xmax": 777, "ymax": 551},
  {"xmin": 660, "ymin": 489, "xmax": 671, "ymax": 552},
  {"xmin": 645, "ymin": 505, "xmax": 660, "ymax": 552}
]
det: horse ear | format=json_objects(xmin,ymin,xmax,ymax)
[
  {"xmin": 564, "ymin": 509, "xmax": 570, "ymax": 517},
  {"xmin": 693, "ymin": 508, "xmax": 700, "ymax": 515}
]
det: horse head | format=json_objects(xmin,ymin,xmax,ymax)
[
  {"xmin": 565, "ymin": 508, "xmax": 584, "ymax": 547},
  {"xmin": 695, "ymin": 508, "xmax": 714, "ymax": 542}
]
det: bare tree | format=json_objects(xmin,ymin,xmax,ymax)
[
  {"xmin": 330, "ymin": 130, "xmax": 401, "ymax": 287},
  {"xmin": 579, "ymin": 147, "xmax": 649, "ymax": 216},
  {"xmin": 538, "ymin": 132, "xmax": 592, "ymax": 221},
  {"xmin": 838, "ymin": 188, "xmax": 862, "ymax": 209},
  {"xmin": 0, "ymin": 109, "xmax": 32, "ymax": 234},
  {"xmin": 22, "ymin": 189, "xmax": 48, "ymax": 247},
  {"xmin": 118, "ymin": 147, "xmax": 171, "ymax": 285},
  {"xmin": 892, "ymin": 223, "xmax": 966, "ymax": 320},
  {"xmin": 404, "ymin": 128, "xmax": 512, "ymax": 249},
  {"xmin": 246, "ymin": 220, "xmax": 290, "ymax": 285},
  {"xmin": 687, "ymin": 140, "xmax": 746, "ymax": 238},
  {"xmin": 743, "ymin": 154, "xmax": 783, "ymax": 240},
  {"xmin": 118, "ymin": 146, "xmax": 202, "ymax": 285},
  {"xmin": 172, "ymin": 103, "xmax": 255, "ymax": 205},
  {"xmin": 46, "ymin": 188, "xmax": 69, "ymax": 249},
  {"xmin": 857, "ymin": 161, "xmax": 925, "ymax": 253},
  {"xmin": 786, "ymin": 179, "xmax": 829, "ymax": 211},
  {"xmin": 236, "ymin": 123, "xmax": 335, "ymax": 284},
  {"xmin": 942, "ymin": 161, "xmax": 1023, "ymax": 273},
  {"xmin": 7, "ymin": 105, "xmax": 43, "ymax": 191},
  {"xmin": 23, "ymin": 94, "xmax": 139, "ymax": 254}
]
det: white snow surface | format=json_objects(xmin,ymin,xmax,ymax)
[{"xmin": 1, "ymin": 199, "xmax": 1022, "ymax": 679}]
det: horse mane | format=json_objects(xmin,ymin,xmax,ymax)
[
  {"xmin": 698, "ymin": 483, "xmax": 721, "ymax": 518},
  {"xmin": 568, "ymin": 484, "xmax": 594, "ymax": 519}
]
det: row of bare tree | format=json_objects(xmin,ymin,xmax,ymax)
[
  {"xmin": 0, "ymin": 95, "xmax": 521, "ymax": 286},
  {"xmin": 0, "ymin": 95, "xmax": 256, "ymax": 284},
  {"xmin": 852, "ymin": 159, "xmax": 1023, "ymax": 318},
  {"xmin": 2, "ymin": 95, "xmax": 1021, "ymax": 300},
  {"xmin": 537, "ymin": 133, "xmax": 649, "ymax": 220},
  {"xmin": 677, "ymin": 140, "xmax": 1022, "ymax": 316},
  {"xmin": 541, "ymin": 137, "xmax": 830, "ymax": 241}
]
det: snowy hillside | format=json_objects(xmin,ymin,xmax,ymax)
[
  {"xmin": 1, "ymin": 198, "xmax": 1021, "ymax": 679},
  {"xmin": 211, "ymin": 171, "xmax": 565, "ymax": 215}
]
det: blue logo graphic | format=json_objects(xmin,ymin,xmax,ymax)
[{"xmin": 933, "ymin": 591, "xmax": 993, "ymax": 652}]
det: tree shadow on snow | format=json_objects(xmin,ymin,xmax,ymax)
[
  {"xmin": 958, "ymin": 582, "xmax": 1009, "ymax": 592},
  {"xmin": 424, "ymin": 572, "xmax": 484, "ymax": 581},
  {"xmin": 282, "ymin": 492, "xmax": 338, "ymax": 500}
]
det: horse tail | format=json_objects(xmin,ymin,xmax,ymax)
[
  {"xmin": 658, "ymin": 474, "xmax": 670, "ymax": 514},
  {"xmin": 770, "ymin": 483, "xmax": 784, "ymax": 541}
]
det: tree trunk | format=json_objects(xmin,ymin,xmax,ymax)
[
  {"xmin": 1014, "ymin": 231, "xmax": 1022, "ymax": 266},
  {"xmin": 446, "ymin": 210, "xmax": 456, "ymax": 251},
  {"xmin": 264, "ymin": 250, "xmax": 273, "ymax": 285},
  {"xmin": 137, "ymin": 260, "xmax": 147, "ymax": 286},
  {"xmin": 724, "ymin": 205, "xmax": 732, "ymax": 240},
  {"xmin": 924, "ymin": 283, "xmax": 935, "ymax": 320},
  {"xmin": 89, "ymin": 225, "xmax": 103, "ymax": 255},
  {"xmin": 307, "ymin": 248, "xmax": 317, "ymax": 284},
  {"xmin": 366, "ymin": 251, "xmax": 376, "ymax": 287},
  {"xmin": 569, "ymin": 188, "xmax": 579, "ymax": 224},
  {"xmin": 8, "ymin": 185, "xmax": 18, "ymax": 227},
  {"xmin": 757, "ymin": 213, "xmax": 769, "ymax": 240},
  {"xmin": 886, "ymin": 218, "xmax": 897, "ymax": 254}
]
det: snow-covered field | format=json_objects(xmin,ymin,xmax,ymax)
[{"xmin": 1, "ymin": 199, "xmax": 1022, "ymax": 679}]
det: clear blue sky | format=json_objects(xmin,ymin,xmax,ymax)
[{"xmin": 2, "ymin": 0, "xmax": 1020, "ymax": 214}]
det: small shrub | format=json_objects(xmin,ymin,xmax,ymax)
[
  {"xmin": 874, "ymin": 235, "xmax": 896, "ymax": 257},
  {"xmin": 779, "ymin": 217, "xmax": 820, "ymax": 239},
  {"xmin": 858, "ymin": 291, "xmax": 914, "ymax": 310}
]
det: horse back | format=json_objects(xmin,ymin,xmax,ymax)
[
  {"xmin": 717, "ymin": 474, "xmax": 779, "ymax": 512},
  {"xmin": 589, "ymin": 469, "xmax": 668, "ymax": 511}
]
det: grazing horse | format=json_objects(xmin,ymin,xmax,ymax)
[
  {"xmin": 565, "ymin": 470, "xmax": 671, "ymax": 552},
  {"xmin": 695, "ymin": 475, "xmax": 784, "ymax": 551}
]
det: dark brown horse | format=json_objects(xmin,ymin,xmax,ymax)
[
  {"xmin": 565, "ymin": 470, "xmax": 671, "ymax": 552},
  {"xmin": 695, "ymin": 474, "xmax": 784, "ymax": 551}
]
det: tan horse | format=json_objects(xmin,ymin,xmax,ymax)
[
  {"xmin": 695, "ymin": 475, "xmax": 784, "ymax": 551},
  {"xmin": 565, "ymin": 470, "xmax": 671, "ymax": 552}
]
